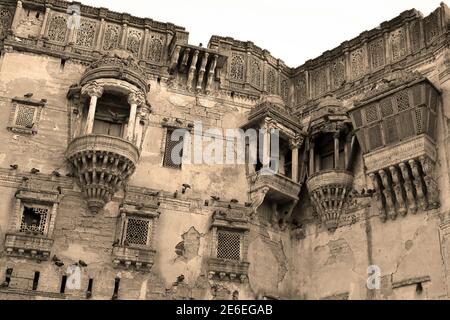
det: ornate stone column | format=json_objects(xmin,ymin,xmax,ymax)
[
  {"xmin": 197, "ymin": 52, "xmax": 209, "ymax": 91},
  {"xmin": 126, "ymin": 91, "xmax": 145, "ymax": 142},
  {"xmin": 170, "ymin": 45, "xmax": 181, "ymax": 72},
  {"xmin": 334, "ymin": 132, "xmax": 340, "ymax": 169},
  {"xmin": 81, "ymin": 83, "xmax": 104, "ymax": 135},
  {"xmin": 290, "ymin": 137, "xmax": 303, "ymax": 183},
  {"xmin": 419, "ymin": 155, "xmax": 440, "ymax": 208},
  {"xmin": 262, "ymin": 120, "xmax": 272, "ymax": 169},
  {"xmin": 370, "ymin": 173, "xmax": 386, "ymax": 221},
  {"xmin": 309, "ymin": 139, "xmax": 315, "ymax": 176}
]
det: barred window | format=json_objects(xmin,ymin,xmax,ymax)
[
  {"xmin": 125, "ymin": 218, "xmax": 150, "ymax": 246},
  {"xmin": 217, "ymin": 230, "xmax": 241, "ymax": 261},
  {"xmin": 163, "ymin": 129, "xmax": 184, "ymax": 169},
  {"xmin": 19, "ymin": 205, "xmax": 49, "ymax": 235}
]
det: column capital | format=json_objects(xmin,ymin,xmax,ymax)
[
  {"xmin": 127, "ymin": 91, "xmax": 146, "ymax": 106},
  {"xmin": 81, "ymin": 82, "xmax": 104, "ymax": 98},
  {"xmin": 289, "ymin": 136, "xmax": 304, "ymax": 150}
]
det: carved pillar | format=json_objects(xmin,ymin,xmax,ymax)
[
  {"xmin": 419, "ymin": 155, "xmax": 440, "ymax": 208},
  {"xmin": 290, "ymin": 140, "xmax": 300, "ymax": 183},
  {"xmin": 370, "ymin": 173, "xmax": 386, "ymax": 221},
  {"xmin": 181, "ymin": 48, "xmax": 191, "ymax": 71},
  {"xmin": 399, "ymin": 162, "xmax": 417, "ymax": 214},
  {"xmin": 197, "ymin": 52, "xmax": 209, "ymax": 91},
  {"xmin": 409, "ymin": 159, "xmax": 427, "ymax": 210},
  {"xmin": 389, "ymin": 166, "xmax": 407, "ymax": 216},
  {"xmin": 81, "ymin": 83, "xmax": 104, "ymax": 135},
  {"xmin": 187, "ymin": 49, "xmax": 199, "ymax": 91},
  {"xmin": 120, "ymin": 23, "xmax": 128, "ymax": 49},
  {"xmin": 344, "ymin": 134, "xmax": 352, "ymax": 170},
  {"xmin": 206, "ymin": 54, "xmax": 218, "ymax": 94},
  {"xmin": 309, "ymin": 140, "xmax": 315, "ymax": 176},
  {"xmin": 334, "ymin": 132, "xmax": 340, "ymax": 169},
  {"xmin": 379, "ymin": 169, "xmax": 396, "ymax": 220},
  {"xmin": 95, "ymin": 18, "xmax": 106, "ymax": 52},
  {"xmin": 141, "ymin": 28, "xmax": 150, "ymax": 60},
  {"xmin": 262, "ymin": 120, "xmax": 272, "ymax": 169},
  {"xmin": 127, "ymin": 91, "xmax": 144, "ymax": 141},
  {"xmin": 38, "ymin": 6, "xmax": 51, "ymax": 40},
  {"xmin": 10, "ymin": 0, "xmax": 23, "ymax": 35}
]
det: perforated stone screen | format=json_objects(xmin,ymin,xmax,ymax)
[
  {"xmin": 217, "ymin": 230, "xmax": 241, "ymax": 261},
  {"xmin": 20, "ymin": 205, "xmax": 49, "ymax": 235},
  {"xmin": 125, "ymin": 218, "xmax": 150, "ymax": 245},
  {"xmin": 15, "ymin": 105, "xmax": 36, "ymax": 128},
  {"xmin": 163, "ymin": 129, "xmax": 183, "ymax": 169}
]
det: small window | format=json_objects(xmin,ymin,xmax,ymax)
[
  {"xmin": 32, "ymin": 271, "xmax": 40, "ymax": 291},
  {"xmin": 7, "ymin": 99, "xmax": 45, "ymax": 135},
  {"xmin": 60, "ymin": 275, "xmax": 67, "ymax": 293},
  {"xmin": 163, "ymin": 129, "xmax": 184, "ymax": 169},
  {"xmin": 19, "ymin": 205, "xmax": 49, "ymax": 236},
  {"xmin": 112, "ymin": 277, "xmax": 120, "ymax": 299},
  {"xmin": 124, "ymin": 218, "xmax": 151, "ymax": 246},
  {"xmin": 217, "ymin": 230, "xmax": 242, "ymax": 261}
]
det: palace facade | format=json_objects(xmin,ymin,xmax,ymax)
[{"xmin": 0, "ymin": 0, "xmax": 449, "ymax": 300}]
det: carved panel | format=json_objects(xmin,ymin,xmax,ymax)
[
  {"xmin": 103, "ymin": 24, "xmax": 120, "ymax": 51},
  {"xmin": 47, "ymin": 14, "xmax": 67, "ymax": 43},
  {"xmin": 249, "ymin": 58, "xmax": 261, "ymax": 88},
  {"xmin": 75, "ymin": 18, "xmax": 96, "ymax": 48},
  {"xmin": 267, "ymin": 68, "xmax": 277, "ymax": 94},
  {"xmin": 295, "ymin": 73, "xmax": 307, "ymax": 104},
  {"xmin": 369, "ymin": 38, "xmax": 385, "ymax": 70},
  {"xmin": 280, "ymin": 78, "xmax": 289, "ymax": 102},
  {"xmin": 390, "ymin": 28, "xmax": 407, "ymax": 61},
  {"xmin": 311, "ymin": 67, "xmax": 327, "ymax": 97},
  {"xmin": 7, "ymin": 98, "xmax": 45, "ymax": 135},
  {"xmin": 229, "ymin": 52, "xmax": 245, "ymax": 81},
  {"xmin": 0, "ymin": 8, "xmax": 12, "ymax": 39},
  {"xmin": 126, "ymin": 28, "xmax": 142, "ymax": 56},
  {"xmin": 424, "ymin": 10, "xmax": 440, "ymax": 44},
  {"xmin": 410, "ymin": 20, "xmax": 421, "ymax": 52},
  {"xmin": 146, "ymin": 33, "xmax": 164, "ymax": 63},
  {"xmin": 350, "ymin": 48, "xmax": 365, "ymax": 79},
  {"xmin": 331, "ymin": 57, "xmax": 345, "ymax": 89}
]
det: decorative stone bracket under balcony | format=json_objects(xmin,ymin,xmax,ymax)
[
  {"xmin": 207, "ymin": 257, "xmax": 250, "ymax": 283},
  {"xmin": 66, "ymin": 134, "xmax": 140, "ymax": 213},
  {"xmin": 306, "ymin": 170, "xmax": 354, "ymax": 232},
  {"xmin": 249, "ymin": 171, "xmax": 301, "ymax": 226},
  {"xmin": 4, "ymin": 233, "xmax": 54, "ymax": 260},
  {"xmin": 112, "ymin": 245, "xmax": 156, "ymax": 270}
]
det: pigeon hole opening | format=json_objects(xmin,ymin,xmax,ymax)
[
  {"xmin": 32, "ymin": 271, "xmax": 40, "ymax": 291},
  {"xmin": 87, "ymin": 278, "xmax": 93, "ymax": 293},
  {"xmin": 112, "ymin": 277, "xmax": 120, "ymax": 299},
  {"xmin": 60, "ymin": 275, "xmax": 67, "ymax": 293}
]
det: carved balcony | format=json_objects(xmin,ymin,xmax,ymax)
[
  {"xmin": 349, "ymin": 72, "xmax": 440, "ymax": 220},
  {"xmin": 249, "ymin": 172, "xmax": 301, "ymax": 202},
  {"xmin": 4, "ymin": 233, "xmax": 54, "ymax": 260},
  {"xmin": 112, "ymin": 245, "xmax": 156, "ymax": 270},
  {"xmin": 81, "ymin": 51, "xmax": 149, "ymax": 94},
  {"xmin": 207, "ymin": 257, "xmax": 250, "ymax": 283},
  {"xmin": 306, "ymin": 170, "xmax": 354, "ymax": 232},
  {"xmin": 66, "ymin": 134, "xmax": 140, "ymax": 213}
]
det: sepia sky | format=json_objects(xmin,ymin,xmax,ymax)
[{"xmin": 80, "ymin": 0, "xmax": 442, "ymax": 67}]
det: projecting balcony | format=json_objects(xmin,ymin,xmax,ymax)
[
  {"xmin": 4, "ymin": 233, "xmax": 54, "ymax": 260},
  {"xmin": 66, "ymin": 134, "xmax": 140, "ymax": 214},
  {"xmin": 249, "ymin": 171, "xmax": 301, "ymax": 202},
  {"xmin": 306, "ymin": 170, "xmax": 354, "ymax": 232},
  {"xmin": 207, "ymin": 257, "xmax": 250, "ymax": 283},
  {"xmin": 112, "ymin": 245, "xmax": 156, "ymax": 270}
]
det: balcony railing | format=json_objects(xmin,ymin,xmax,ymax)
[
  {"xmin": 4, "ymin": 233, "xmax": 54, "ymax": 260},
  {"xmin": 112, "ymin": 245, "xmax": 156, "ymax": 270},
  {"xmin": 207, "ymin": 257, "xmax": 250, "ymax": 283},
  {"xmin": 249, "ymin": 171, "xmax": 301, "ymax": 201}
]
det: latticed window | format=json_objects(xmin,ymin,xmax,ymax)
[
  {"xmin": 103, "ymin": 24, "xmax": 120, "ymax": 51},
  {"xmin": 365, "ymin": 104, "xmax": 379, "ymax": 123},
  {"xmin": 390, "ymin": 29, "xmax": 407, "ymax": 61},
  {"xmin": 352, "ymin": 109, "xmax": 363, "ymax": 127},
  {"xmin": 217, "ymin": 230, "xmax": 241, "ymax": 261},
  {"xmin": 296, "ymin": 76, "xmax": 307, "ymax": 104},
  {"xmin": 19, "ymin": 205, "xmax": 49, "ymax": 235},
  {"xmin": 395, "ymin": 90, "xmax": 410, "ymax": 112},
  {"xmin": 267, "ymin": 69, "xmax": 277, "ymax": 94},
  {"xmin": 14, "ymin": 105, "xmax": 36, "ymax": 128},
  {"xmin": 163, "ymin": 129, "xmax": 184, "ymax": 169},
  {"xmin": 415, "ymin": 108, "xmax": 424, "ymax": 134},
  {"xmin": 410, "ymin": 21, "xmax": 421, "ymax": 52},
  {"xmin": 380, "ymin": 97, "xmax": 394, "ymax": 117},
  {"xmin": 331, "ymin": 58, "xmax": 345, "ymax": 88},
  {"xmin": 249, "ymin": 59, "xmax": 261, "ymax": 87},
  {"xmin": 124, "ymin": 218, "xmax": 150, "ymax": 246},
  {"xmin": 350, "ymin": 48, "xmax": 365, "ymax": 79},
  {"xmin": 230, "ymin": 53, "xmax": 244, "ymax": 81},
  {"xmin": 369, "ymin": 38, "xmax": 385, "ymax": 70},
  {"xmin": 311, "ymin": 67, "xmax": 327, "ymax": 97},
  {"xmin": 47, "ymin": 15, "xmax": 67, "ymax": 43},
  {"xmin": 398, "ymin": 111, "xmax": 415, "ymax": 140},
  {"xmin": 368, "ymin": 125, "xmax": 383, "ymax": 150},
  {"xmin": 280, "ymin": 79, "xmax": 289, "ymax": 102}
]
